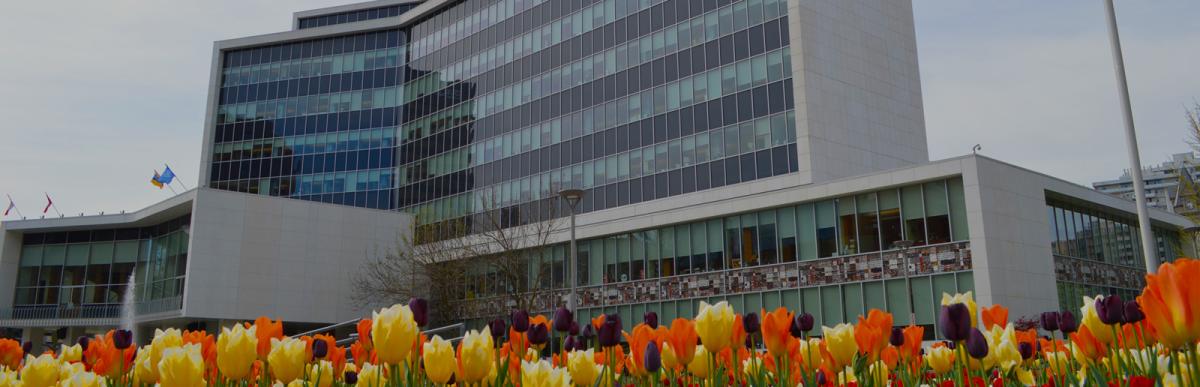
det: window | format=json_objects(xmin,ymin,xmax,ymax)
[
  {"xmin": 816, "ymin": 200, "xmax": 837, "ymax": 257},
  {"xmin": 838, "ymin": 198, "xmax": 857, "ymax": 255},
  {"xmin": 778, "ymin": 207, "xmax": 797, "ymax": 262},
  {"xmin": 879, "ymin": 189, "xmax": 903, "ymax": 249},
  {"xmin": 925, "ymin": 181, "xmax": 951, "ymax": 244},
  {"xmin": 901, "ymin": 185, "xmax": 926, "ymax": 245},
  {"xmin": 856, "ymin": 193, "xmax": 879, "ymax": 253}
]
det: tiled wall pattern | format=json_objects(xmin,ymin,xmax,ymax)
[
  {"xmin": 457, "ymin": 241, "xmax": 971, "ymax": 319},
  {"xmin": 1054, "ymin": 256, "xmax": 1145, "ymax": 291}
]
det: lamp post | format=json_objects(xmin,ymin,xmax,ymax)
[
  {"xmin": 559, "ymin": 188, "xmax": 585, "ymax": 311},
  {"xmin": 892, "ymin": 240, "xmax": 916, "ymax": 325}
]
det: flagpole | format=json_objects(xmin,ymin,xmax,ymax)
[
  {"xmin": 5, "ymin": 194, "xmax": 23, "ymax": 218},
  {"xmin": 166, "ymin": 184, "xmax": 178, "ymax": 195},
  {"xmin": 45, "ymin": 192, "xmax": 63, "ymax": 217},
  {"xmin": 166, "ymin": 164, "xmax": 189, "ymax": 190}
]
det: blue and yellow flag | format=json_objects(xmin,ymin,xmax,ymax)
[
  {"xmin": 158, "ymin": 166, "xmax": 176, "ymax": 185},
  {"xmin": 151, "ymin": 171, "xmax": 164, "ymax": 189}
]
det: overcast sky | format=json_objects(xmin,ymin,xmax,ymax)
[{"xmin": 0, "ymin": 1, "xmax": 1196, "ymax": 216}]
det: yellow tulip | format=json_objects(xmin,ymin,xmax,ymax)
[
  {"xmin": 286, "ymin": 380, "xmax": 306, "ymax": 387},
  {"xmin": 307, "ymin": 360, "xmax": 335, "ymax": 387},
  {"xmin": 142, "ymin": 328, "xmax": 184, "ymax": 383},
  {"xmin": 20, "ymin": 354, "xmax": 59, "ymax": 387},
  {"xmin": 797, "ymin": 338, "xmax": 824, "ymax": 371},
  {"xmin": 1016, "ymin": 367, "xmax": 1035, "ymax": 386},
  {"xmin": 456, "ymin": 329, "xmax": 494, "ymax": 383},
  {"xmin": 941, "ymin": 291, "xmax": 978, "ymax": 328},
  {"xmin": 58, "ymin": 344, "xmax": 82, "ymax": 364},
  {"xmin": 1080, "ymin": 296, "xmax": 1115, "ymax": 344},
  {"xmin": 741, "ymin": 356, "xmax": 771, "ymax": 379},
  {"xmin": 821, "ymin": 323, "xmax": 858, "ymax": 369},
  {"xmin": 521, "ymin": 359, "xmax": 571, "ymax": 387},
  {"xmin": 0, "ymin": 369, "xmax": 19, "ymax": 387},
  {"xmin": 216, "ymin": 324, "xmax": 258, "ymax": 380},
  {"xmin": 694, "ymin": 301, "xmax": 735, "ymax": 353},
  {"xmin": 422, "ymin": 335, "xmax": 456, "ymax": 384},
  {"xmin": 981, "ymin": 324, "xmax": 1022, "ymax": 371},
  {"xmin": 865, "ymin": 361, "xmax": 888, "ymax": 386},
  {"xmin": 58, "ymin": 371, "xmax": 105, "ymax": 387},
  {"xmin": 566, "ymin": 349, "xmax": 602, "ymax": 387},
  {"xmin": 687, "ymin": 346, "xmax": 710, "ymax": 378},
  {"xmin": 157, "ymin": 343, "xmax": 206, "ymax": 387},
  {"xmin": 132, "ymin": 344, "xmax": 155, "ymax": 385},
  {"xmin": 924, "ymin": 346, "xmax": 955, "ymax": 375},
  {"xmin": 357, "ymin": 363, "xmax": 387, "ymax": 387},
  {"xmin": 371, "ymin": 304, "xmax": 419, "ymax": 364},
  {"xmin": 268, "ymin": 337, "xmax": 308, "ymax": 384},
  {"xmin": 661, "ymin": 343, "xmax": 678, "ymax": 370}
]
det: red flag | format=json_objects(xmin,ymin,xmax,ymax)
[{"xmin": 43, "ymin": 194, "xmax": 52, "ymax": 214}]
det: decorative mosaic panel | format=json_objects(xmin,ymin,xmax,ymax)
[
  {"xmin": 1054, "ymin": 256, "xmax": 1145, "ymax": 290},
  {"xmin": 455, "ymin": 242, "xmax": 972, "ymax": 319}
]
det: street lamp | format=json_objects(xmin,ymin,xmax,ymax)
[
  {"xmin": 892, "ymin": 240, "xmax": 916, "ymax": 326},
  {"xmin": 559, "ymin": 188, "xmax": 585, "ymax": 311}
]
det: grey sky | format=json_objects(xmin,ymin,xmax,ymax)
[{"xmin": 0, "ymin": 1, "xmax": 1196, "ymax": 216}]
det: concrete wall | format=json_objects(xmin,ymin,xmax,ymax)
[
  {"xmin": 183, "ymin": 188, "xmax": 412, "ymax": 325},
  {"xmin": 786, "ymin": 0, "xmax": 929, "ymax": 184}
]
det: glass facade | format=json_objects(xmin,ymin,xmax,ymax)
[
  {"xmin": 209, "ymin": 0, "xmax": 798, "ymax": 232},
  {"xmin": 1047, "ymin": 201, "xmax": 1183, "ymax": 312},
  {"xmin": 12, "ymin": 215, "xmax": 191, "ymax": 309},
  {"xmin": 297, "ymin": 4, "xmax": 420, "ymax": 30}
]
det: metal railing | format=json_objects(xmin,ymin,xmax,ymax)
[{"xmin": 2, "ymin": 296, "xmax": 183, "ymax": 320}]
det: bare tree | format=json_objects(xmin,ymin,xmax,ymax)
[
  {"xmin": 1177, "ymin": 103, "xmax": 1200, "ymax": 219},
  {"xmin": 353, "ymin": 190, "xmax": 568, "ymax": 325}
]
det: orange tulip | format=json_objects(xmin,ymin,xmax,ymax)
[
  {"xmin": 730, "ymin": 314, "xmax": 747, "ymax": 352},
  {"xmin": 182, "ymin": 330, "xmax": 218, "ymax": 379},
  {"xmin": 1137, "ymin": 258, "xmax": 1200, "ymax": 349},
  {"xmin": 900, "ymin": 325, "xmax": 924, "ymax": 359},
  {"xmin": 665, "ymin": 318, "xmax": 698, "ymax": 367},
  {"xmin": 349, "ymin": 341, "xmax": 375, "ymax": 367},
  {"xmin": 854, "ymin": 310, "xmax": 893, "ymax": 358},
  {"xmin": 356, "ymin": 319, "xmax": 373, "ymax": 349},
  {"xmin": 980, "ymin": 305, "xmax": 1009, "ymax": 330},
  {"xmin": 880, "ymin": 346, "xmax": 900, "ymax": 369},
  {"xmin": 1070, "ymin": 324, "xmax": 1104, "ymax": 362},
  {"xmin": 761, "ymin": 307, "xmax": 795, "ymax": 358},
  {"xmin": 623, "ymin": 324, "xmax": 664, "ymax": 376},
  {"xmin": 253, "ymin": 317, "xmax": 284, "ymax": 358},
  {"xmin": 310, "ymin": 334, "xmax": 346, "ymax": 373},
  {"xmin": 86, "ymin": 330, "xmax": 135, "ymax": 378},
  {"xmin": 1039, "ymin": 338, "xmax": 1068, "ymax": 355},
  {"xmin": 0, "ymin": 338, "xmax": 21, "ymax": 370},
  {"xmin": 591, "ymin": 314, "xmax": 606, "ymax": 331}
]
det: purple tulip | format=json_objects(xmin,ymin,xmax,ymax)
[
  {"xmin": 344, "ymin": 370, "xmax": 358, "ymax": 384},
  {"xmin": 644, "ymin": 342, "xmax": 662, "ymax": 373},
  {"xmin": 563, "ymin": 335, "xmax": 578, "ymax": 352},
  {"xmin": 1018, "ymin": 342, "xmax": 1034, "ymax": 360},
  {"xmin": 581, "ymin": 323, "xmax": 596, "ymax": 339},
  {"xmin": 312, "ymin": 338, "xmax": 328, "ymax": 359},
  {"xmin": 553, "ymin": 307, "xmax": 574, "ymax": 333},
  {"xmin": 568, "ymin": 321, "xmax": 580, "ymax": 336},
  {"xmin": 1095, "ymin": 295, "xmax": 1124, "ymax": 325},
  {"xmin": 943, "ymin": 340, "xmax": 956, "ymax": 350},
  {"xmin": 512, "ymin": 310, "xmax": 530, "ymax": 333},
  {"xmin": 1058, "ymin": 311, "xmax": 1078, "ymax": 334},
  {"xmin": 409, "ymin": 298, "xmax": 429, "ymax": 327},
  {"xmin": 1040, "ymin": 311, "xmax": 1060, "ymax": 332},
  {"xmin": 598, "ymin": 313, "xmax": 622, "ymax": 347},
  {"xmin": 966, "ymin": 329, "xmax": 988, "ymax": 359},
  {"xmin": 77, "ymin": 336, "xmax": 92, "ymax": 350},
  {"xmin": 488, "ymin": 319, "xmax": 507, "ymax": 340},
  {"xmin": 22, "ymin": 342, "xmax": 32, "ymax": 354},
  {"xmin": 889, "ymin": 326, "xmax": 905, "ymax": 347},
  {"xmin": 113, "ymin": 329, "xmax": 133, "ymax": 350},
  {"xmin": 743, "ymin": 313, "xmax": 760, "ymax": 334},
  {"xmin": 528, "ymin": 323, "xmax": 550, "ymax": 346},
  {"xmin": 1124, "ymin": 300, "xmax": 1145, "ymax": 323},
  {"xmin": 791, "ymin": 313, "xmax": 814, "ymax": 337},
  {"xmin": 939, "ymin": 303, "xmax": 971, "ymax": 341},
  {"xmin": 644, "ymin": 311, "xmax": 659, "ymax": 329}
]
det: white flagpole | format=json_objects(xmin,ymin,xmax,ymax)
[
  {"xmin": 45, "ymin": 192, "xmax": 62, "ymax": 217},
  {"xmin": 167, "ymin": 164, "xmax": 189, "ymax": 190},
  {"xmin": 5, "ymin": 194, "xmax": 24, "ymax": 218}
]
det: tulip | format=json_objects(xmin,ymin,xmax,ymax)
[
  {"xmin": 822, "ymin": 323, "xmax": 858, "ymax": 369},
  {"xmin": 21, "ymin": 354, "xmax": 60, "ymax": 387},
  {"xmin": 268, "ymin": 337, "xmax": 308, "ymax": 383},
  {"xmin": 371, "ymin": 303, "xmax": 419, "ymax": 364},
  {"xmin": 21, "ymin": 342, "xmax": 32, "ymax": 356},
  {"xmin": 112, "ymin": 330, "xmax": 133, "ymax": 350},
  {"xmin": 567, "ymin": 349, "xmax": 601, "ymax": 386},
  {"xmin": 1040, "ymin": 311, "xmax": 1060, "ymax": 332},
  {"xmin": 966, "ymin": 329, "xmax": 988, "ymax": 359},
  {"xmin": 568, "ymin": 321, "xmax": 580, "ymax": 336},
  {"xmin": 253, "ymin": 317, "xmax": 284, "ymax": 359},
  {"xmin": 661, "ymin": 342, "xmax": 678, "ymax": 369},
  {"xmin": 643, "ymin": 311, "xmax": 659, "ymax": 329},
  {"xmin": 742, "ymin": 312, "xmax": 760, "ymax": 334},
  {"xmin": 1137, "ymin": 258, "xmax": 1200, "ymax": 349},
  {"xmin": 924, "ymin": 346, "xmax": 955, "ymax": 375},
  {"xmin": 408, "ymin": 298, "xmax": 429, "ymax": 327},
  {"xmin": 889, "ymin": 327, "xmax": 904, "ymax": 347},
  {"xmin": 59, "ymin": 370, "xmax": 105, "ymax": 387},
  {"xmin": 792, "ymin": 313, "xmax": 815, "ymax": 337},
  {"xmin": 457, "ymin": 329, "xmax": 495, "ymax": 383},
  {"xmin": 355, "ymin": 319, "xmax": 373, "ymax": 347},
  {"xmin": 695, "ymin": 301, "xmax": 735, "ymax": 353},
  {"xmin": 77, "ymin": 336, "xmax": 92, "ymax": 350},
  {"xmin": 664, "ymin": 318, "xmax": 698, "ymax": 367},
  {"xmin": 554, "ymin": 307, "xmax": 574, "ymax": 332},
  {"xmin": 687, "ymin": 346, "xmax": 711, "ymax": 378},
  {"xmin": 1018, "ymin": 341, "xmax": 1033, "ymax": 360},
  {"xmin": 60, "ymin": 343, "xmax": 83, "ymax": 363},
  {"xmin": 980, "ymin": 304, "xmax": 1009, "ymax": 330},
  {"xmin": 216, "ymin": 324, "xmax": 258, "ymax": 380},
  {"xmin": 761, "ymin": 308, "xmax": 794, "ymax": 358},
  {"xmin": 512, "ymin": 310, "xmax": 531, "ymax": 333},
  {"xmin": 0, "ymin": 369, "xmax": 16, "ymax": 387},
  {"xmin": 522, "ymin": 359, "xmax": 571, "ymax": 387},
  {"xmin": 939, "ymin": 303, "xmax": 971, "ymax": 341},
  {"xmin": 563, "ymin": 336, "xmax": 578, "ymax": 352},
  {"xmin": 644, "ymin": 342, "xmax": 661, "ymax": 373},
  {"xmin": 1059, "ymin": 310, "xmax": 1078, "ymax": 335},
  {"xmin": 528, "ymin": 323, "xmax": 550, "ymax": 348},
  {"xmin": 488, "ymin": 318, "xmax": 507, "ymax": 341},
  {"xmin": 900, "ymin": 325, "xmax": 924, "ymax": 358},
  {"xmin": 158, "ymin": 343, "xmax": 206, "ymax": 387},
  {"xmin": 357, "ymin": 363, "xmax": 387, "ymax": 387},
  {"xmin": 1095, "ymin": 294, "xmax": 1125, "ymax": 325},
  {"xmin": 343, "ymin": 370, "xmax": 358, "ymax": 385},
  {"xmin": 941, "ymin": 291, "xmax": 978, "ymax": 327},
  {"xmin": 311, "ymin": 338, "xmax": 328, "ymax": 359},
  {"xmin": 422, "ymin": 335, "xmax": 455, "ymax": 384},
  {"xmin": 795, "ymin": 338, "xmax": 824, "ymax": 371},
  {"xmin": 1124, "ymin": 300, "xmax": 1145, "ymax": 323},
  {"xmin": 597, "ymin": 314, "xmax": 622, "ymax": 347}
]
